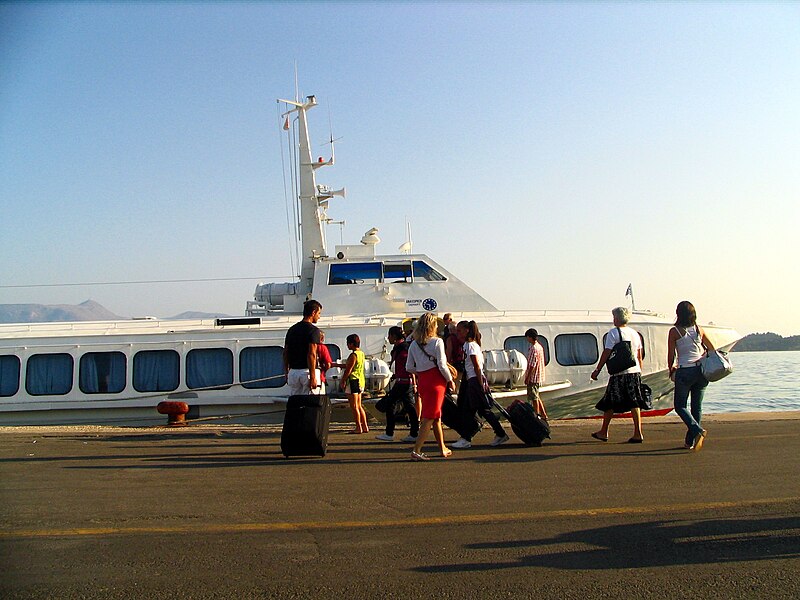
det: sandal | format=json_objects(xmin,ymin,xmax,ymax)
[
  {"xmin": 591, "ymin": 432, "xmax": 609, "ymax": 442},
  {"xmin": 626, "ymin": 437, "xmax": 644, "ymax": 444},
  {"xmin": 441, "ymin": 448, "xmax": 453, "ymax": 458},
  {"xmin": 410, "ymin": 451, "xmax": 430, "ymax": 461}
]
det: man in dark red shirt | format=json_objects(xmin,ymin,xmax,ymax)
[{"xmin": 375, "ymin": 326, "xmax": 419, "ymax": 442}]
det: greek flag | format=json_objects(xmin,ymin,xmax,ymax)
[{"xmin": 625, "ymin": 284, "xmax": 633, "ymax": 297}]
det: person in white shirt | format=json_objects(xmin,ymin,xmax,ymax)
[
  {"xmin": 450, "ymin": 320, "xmax": 509, "ymax": 449},
  {"xmin": 590, "ymin": 307, "xmax": 647, "ymax": 443}
]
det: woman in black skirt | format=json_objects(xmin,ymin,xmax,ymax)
[{"xmin": 590, "ymin": 307, "xmax": 647, "ymax": 443}]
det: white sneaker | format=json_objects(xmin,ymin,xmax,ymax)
[
  {"xmin": 490, "ymin": 434, "xmax": 510, "ymax": 447},
  {"xmin": 400, "ymin": 435, "xmax": 417, "ymax": 443},
  {"xmin": 375, "ymin": 434, "xmax": 394, "ymax": 442},
  {"xmin": 451, "ymin": 438, "xmax": 472, "ymax": 449}
]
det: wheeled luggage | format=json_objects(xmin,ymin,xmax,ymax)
[
  {"xmin": 281, "ymin": 394, "xmax": 332, "ymax": 457},
  {"xmin": 494, "ymin": 399, "xmax": 550, "ymax": 447},
  {"xmin": 441, "ymin": 393, "xmax": 482, "ymax": 440}
]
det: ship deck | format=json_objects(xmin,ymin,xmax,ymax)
[{"xmin": 2, "ymin": 412, "xmax": 799, "ymax": 599}]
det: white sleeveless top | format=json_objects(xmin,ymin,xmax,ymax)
[{"xmin": 675, "ymin": 325, "xmax": 703, "ymax": 367}]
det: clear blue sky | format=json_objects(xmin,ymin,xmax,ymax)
[{"xmin": 1, "ymin": 2, "xmax": 798, "ymax": 335}]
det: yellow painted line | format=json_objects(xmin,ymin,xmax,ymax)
[{"xmin": 2, "ymin": 497, "xmax": 799, "ymax": 540}]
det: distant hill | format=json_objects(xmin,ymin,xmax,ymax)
[
  {"xmin": 0, "ymin": 300, "xmax": 123, "ymax": 323},
  {"xmin": 0, "ymin": 301, "xmax": 232, "ymax": 324},
  {"xmin": 733, "ymin": 332, "xmax": 800, "ymax": 352}
]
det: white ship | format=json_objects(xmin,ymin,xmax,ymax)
[{"xmin": 0, "ymin": 94, "xmax": 740, "ymax": 426}]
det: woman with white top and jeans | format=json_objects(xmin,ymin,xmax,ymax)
[
  {"xmin": 590, "ymin": 307, "xmax": 646, "ymax": 443},
  {"xmin": 667, "ymin": 300, "xmax": 715, "ymax": 451}
]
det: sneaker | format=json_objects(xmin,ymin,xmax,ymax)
[
  {"xmin": 400, "ymin": 435, "xmax": 417, "ymax": 443},
  {"xmin": 410, "ymin": 451, "xmax": 430, "ymax": 461},
  {"xmin": 451, "ymin": 438, "xmax": 472, "ymax": 449},
  {"xmin": 490, "ymin": 434, "xmax": 510, "ymax": 447},
  {"xmin": 375, "ymin": 434, "xmax": 394, "ymax": 442},
  {"xmin": 693, "ymin": 430, "xmax": 707, "ymax": 452}
]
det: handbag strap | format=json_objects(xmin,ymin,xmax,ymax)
[{"xmin": 415, "ymin": 340, "xmax": 439, "ymax": 367}]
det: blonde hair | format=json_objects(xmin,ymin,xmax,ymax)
[{"xmin": 412, "ymin": 313, "xmax": 439, "ymax": 346}]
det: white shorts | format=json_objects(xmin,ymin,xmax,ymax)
[{"xmin": 287, "ymin": 369, "xmax": 325, "ymax": 396}]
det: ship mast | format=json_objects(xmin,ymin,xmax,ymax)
[{"xmin": 279, "ymin": 95, "xmax": 343, "ymax": 300}]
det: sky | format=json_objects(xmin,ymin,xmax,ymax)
[{"xmin": 1, "ymin": 1, "xmax": 799, "ymax": 336}]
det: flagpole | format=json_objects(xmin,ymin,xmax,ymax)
[{"xmin": 626, "ymin": 283, "xmax": 636, "ymax": 312}]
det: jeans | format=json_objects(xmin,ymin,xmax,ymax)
[
  {"xmin": 384, "ymin": 382, "xmax": 419, "ymax": 437},
  {"xmin": 673, "ymin": 365, "xmax": 708, "ymax": 444}
]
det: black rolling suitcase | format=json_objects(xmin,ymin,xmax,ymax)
[
  {"xmin": 494, "ymin": 398, "xmax": 550, "ymax": 447},
  {"xmin": 281, "ymin": 394, "xmax": 331, "ymax": 457},
  {"xmin": 441, "ymin": 393, "xmax": 482, "ymax": 440}
]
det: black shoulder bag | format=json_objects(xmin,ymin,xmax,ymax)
[{"xmin": 606, "ymin": 327, "xmax": 637, "ymax": 375}]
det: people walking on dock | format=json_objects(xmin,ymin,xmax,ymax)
[
  {"xmin": 667, "ymin": 300, "xmax": 715, "ymax": 451},
  {"xmin": 524, "ymin": 328, "xmax": 548, "ymax": 421},
  {"xmin": 406, "ymin": 313, "xmax": 455, "ymax": 460},
  {"xmin": 283, "ymin": 300, "xmax": 324, "ymax": 396},
  {"xmin": 339, "ymin": 334, "xmax": 369, "ymax": 434},
  {"xmin": 376, "ymin": 326, "xmax": 420, "ymax": 442},
  {"xmin": 450, "ymin": 320, "xmax": 510, "ymax": 449},
  {"xmin": 590, "ymin": 307, "xmax": 647, "ymax": 443}
]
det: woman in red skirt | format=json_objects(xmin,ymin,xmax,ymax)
[{"xmin": 406, "ymin": 313, "xmax": 455, "ymax": 460}]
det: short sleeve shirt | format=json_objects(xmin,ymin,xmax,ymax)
[
  {"xmin": 284, "ymin": 321, "xmax": 321, "ymax": 369},
  {"xmin": 604, "ymin": 326, "xmax": 642, "ymax": 375}
]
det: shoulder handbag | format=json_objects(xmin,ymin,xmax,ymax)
[
  {"xmin": 606, "ymin": 327, "xmax": 637, "ymax": 375},
  {"xmin": 700, "ymin": 348, "xmax": 733, "ymax": 382}
]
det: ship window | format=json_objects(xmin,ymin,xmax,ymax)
[
  {"xmin": 602, "ymin": 331, "xmax": 646, "ymax": 360},
  {"xmin": 187, "ymin": 348, "xmax": 233, "ymax": 390},
  {"xmin": 133, "ymin": 350, "xmax": 179, "ymax": 392},
  {"xmin": 79, "ymin": 352, "xmax": 126, "ymax": 394},
  {"xmin": 26, "ymin": 353, "xmax": 74, "ymax": 396},
  {"xmin": 384, "ymin": 262, "xmax": 412, "ymax": 283},
  {"xmin": 504, "ymin": 336, "xmax": 550, "ymax": 365},
  {"xmin": 241, "ymin": 346, "xmax": 285, "ymax": 389},
  {"xmin": 328, "ymin": 262, "xmax": 382, "ymax": 285},
  {"xmin": 554, "ymin": 333, "xmax": 599, "ymax": 366},
  {"xmin": 325, "ymin": 344, "xmax": 342, "ymax": 363},
  {"xmin": 0, "ymin": 355, "xmax": 21, "ymax": 397},
  {"xmin": 412, "ymin": 261, "xmax": 446, "ymax": 281}
]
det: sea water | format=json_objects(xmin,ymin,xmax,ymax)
[{"xmin": 703, "ymin": 351, "xmax": 800, "ymax": 414}]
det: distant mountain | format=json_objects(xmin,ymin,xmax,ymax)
[
  {"xmin": 0, "ymin": 301, "xmax": 233, "ymax": 324},
  {"xmin": 0, "ymin": 300, "xmax": 123, "ymax": 323},
  {"xmin": 733, "ymin": 332, "xmax": 800, "ymax": 352}
]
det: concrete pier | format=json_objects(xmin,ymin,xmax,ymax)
[{"xmin": 1, "ymin": 412, "xmax": 799, "ymax": 599}]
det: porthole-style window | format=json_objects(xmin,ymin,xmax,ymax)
[
  {"xmin": 26, "ymin": 353, "xmax": 74, "ymax": 396},
  {"xmin": 80, "ymin": 352, "xmax": 126, "ymax": 394},
  {"xmin": 555, "ymin": 334, "xmax": 599, "ymax": 366},
  {"xmin": 503, "ymin": 336, "xmax": 550, "ymax": 365},
  {"xmin": 0, "ymin": 355, "xmax": 21, "ymax": 397},
  {"xmin": 133, "ymin": 350, "xmax": 179, "ymax": 393},
  {"xmin": 241, "ymin": 347, "xmax": 286, "ymax": 389},
  {"xmin": 187, "ymin": 348, "xmax": 233, "ymax": 390}
]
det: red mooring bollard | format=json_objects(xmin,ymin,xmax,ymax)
[{"xmin": 156, "ymin": 401, "xmax": 190, "ymax": 426}]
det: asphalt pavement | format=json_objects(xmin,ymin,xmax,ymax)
[{"xmin": 1, "ymin": 412, "xmax": 799, "ymax": 599}]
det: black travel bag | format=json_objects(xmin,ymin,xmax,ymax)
[
  {"xmin": 441, "ymin": 393, "xmax": 482, "ymax": 440},
  {"xmin": 494, "ymin": 399, "xmax": 550, "ymax": 447},
  {"xmin": 281, "ymin": 394, "xmax": 332, "ymax": 458}
]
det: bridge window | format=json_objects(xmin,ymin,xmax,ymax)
[
  {"xmin": 504, "ymin": 336, "xmax": 550, "ymax": 365},
  {"xmin": 412, "ymin": 261, "xmax": 446, "ymax": 281},
  {"xmin": 0, "ymin": 355, "xmax": 20, "ymax": 397},
  {"xmin": 26, "ymin": 353, "xmax": 74, "ymax": 396},
  {"xmin": 187, "ymin": 348, "xmax": 233, "ymax": 390},
  {"xmin": 133, "ymin": 350, "xmax": 179, "ymax": 393},
  {"xmin": 241, "ymin": 346, "xmax": 286, "ymax": 389},
  {"xmin": 555, "ymin": 333, "xmax": 599, "ymax": 366},
  {"xmin": 384, "ymin": 262, "xmax": 412, "ymax": 283},
  {"xmin": 328, "ymin": 262, "xmax": 382, "ymax": 285},
  {"xmin": 79, "ymin": 352, "xmax": 127, "ymax": 394}
]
